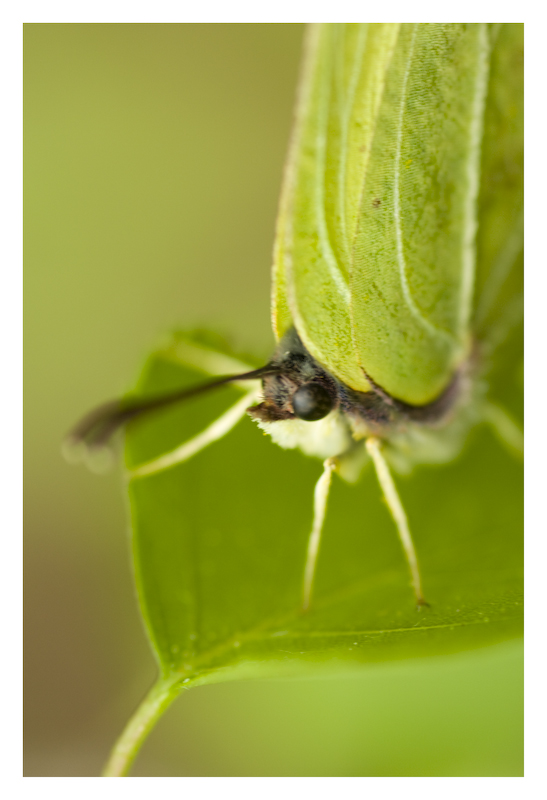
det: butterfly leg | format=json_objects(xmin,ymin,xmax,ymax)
[
  {"xmin": 129, "ymin": 387, "xmax": 260, "ymax": 479},
  {"xmin": 482, "ymin": 401, "xmax": 523, "ymax": 460},
  {"xmin": 366, "ymin": 437, "xmax": 427, "ymax": 607},
  {"xmin": 301, "ymin": 457, "xmax": 337, "ymax": 612}
]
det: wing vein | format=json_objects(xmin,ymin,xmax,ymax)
[
  {"xmin": 459, "ymin": 23, "xmax": 491, "ymax": 336},
  {"xmin": 314, "ymin": 29, "xmax": 351, "ymax": 305},
  {"xmin": 337, "ymin": 24, "xmax": 368, "ymax": 263},
  {"xmin": 393, "ymin": 25, "xmax": 454, "ymax": 343}
]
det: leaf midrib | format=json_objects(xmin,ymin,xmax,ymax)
[{"xmin": 160, "ymin": 574, "xmax": 522, "ymax": 680}]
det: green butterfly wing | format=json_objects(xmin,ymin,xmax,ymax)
[
  {"xmin": 474, "ymin": 23, "xmax": 523, "ymax": 342},
  {"xmin": 273, "ymin": 23, "xmax": 514, "ymax": 406},
  {"xmin": 273, "ymin": 23, "xmax": 399, "ymax": 394}
]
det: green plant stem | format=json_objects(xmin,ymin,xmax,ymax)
[{"xmin": 102, "ymin": 675, "xmax": 182, "ymax": 777}]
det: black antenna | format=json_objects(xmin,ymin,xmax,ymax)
[{"xmin": 65, "ymin": 364, "xmax": 277, "ymax": 453}]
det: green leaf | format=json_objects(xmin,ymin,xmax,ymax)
[
  {"xmin": 100, "ymin": 23, "xmax": 523, "ymax": 776},
  {"xmin": 105, "ymin": 320, "xmax": 522, "ymax": 774}
]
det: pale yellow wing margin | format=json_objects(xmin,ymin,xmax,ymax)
[{"xmin": 271, "ymin": 25, "xmax": 317, "ymax": 342}]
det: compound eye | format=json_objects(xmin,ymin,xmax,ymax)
[{"xmin": 292, "ymin": 382, "xmax": 334, "ymax": 421}]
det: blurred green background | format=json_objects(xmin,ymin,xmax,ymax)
[{"xmin": 24, "ymin": 23, "xmax": 522, "ymax": 777}]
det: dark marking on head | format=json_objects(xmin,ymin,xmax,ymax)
[
  {"xmin": 292, "ymin": 382, "xmax": 334, "ymax": 421},
  {"xmin": 247, "ymin": 329, "xmax": 391, "ymax": 429},
  {"xmin": 247, "ymin": 330, "xmax": 339, "ymax": 423},
  {"xmin": 248, "ymin": 328, "xmax": 463, "ymax": 431}
]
